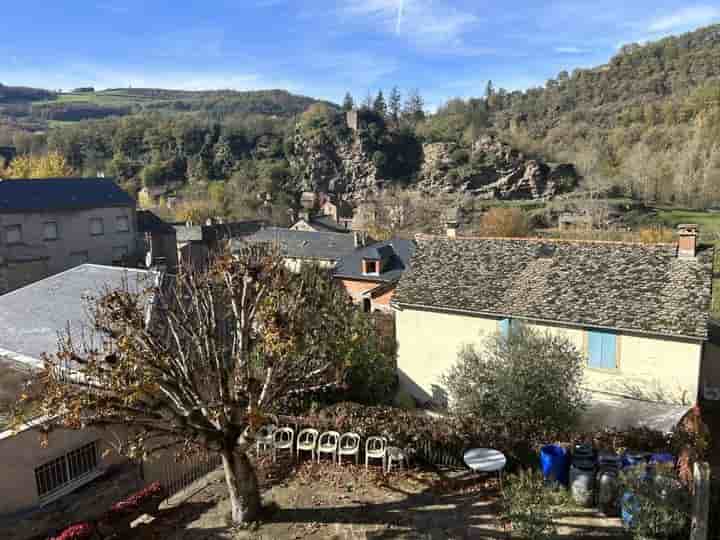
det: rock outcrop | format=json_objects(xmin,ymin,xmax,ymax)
[
  {"xmin": 416, "ymin": 136, "xmax": 578, "ymax": 199},
  {"xmin": 287, "ymin": 124, "xmax": 380, "ymax": 199},
  {"xmin": 289, "ymin": 117, "xmax": 578, "ymax": 201}
]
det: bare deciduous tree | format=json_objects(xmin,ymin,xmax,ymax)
[{"xmin": 22, "ymin": 246, "xmax": 367, "ymax": 523}]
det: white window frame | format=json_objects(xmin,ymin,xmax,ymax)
[
  {"xmin": 5, "ymin": 224, "xmax": 22, "ymax": 244},
  {"xmin": 43, "ymin": 221, "xmax": 59, "ymax": 241},
  {"xmin": 34, "ymin": 441, "xmax": 99, "ymax": 501},
  {"xmin": 116, "ymin": 215, "xmax": 130, "ymax": 233},
  {"xmin": 89, "ymin": 217, "xmax": 104, "ymax": 236}
]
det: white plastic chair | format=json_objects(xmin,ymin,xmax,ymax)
[
  {"xmin": 337, "ymin": 432, "xmax": 361, "ymax": 465},
  {"xmin": 317, "ymin": 431, "xmax": 340, "ymax": 463},
  {"xmin": 296, "ymin": 428, "xmax": 319, "ymax": 460},
  {"xmin": 386, "ymin": 446, "xmax": 409, "ymax": 473},
  {"xmin": 365, "ymin": 436, "xmax": 387, "ymax": 470},
  {"xmin": 273, "ymin": 427, "xmax": 294, "ymax": 463},
  {"xmin": 255, "ymin": 424, "xmax": 277, "ymax": 456}
]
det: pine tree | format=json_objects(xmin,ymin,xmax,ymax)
[
  {"xmin": 403, "ymin": 89, "xmax": 425, "ymax": 124},
  {"xmin": 389, "ymin": 86, "xmax": 402, "ymax": 123},
  {"xmin": 373, "ymin": 90, "xmax": 387, "ymax": 117},
  {"xmin": 361, "ymin": 91, "xmax": 373, "ymax": 110},
  {"xmin": 342, "ymin": 92, "xmax": 355, "ymax": 111}
]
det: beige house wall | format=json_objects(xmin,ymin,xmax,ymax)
[
  {"xmin": 395, "ymin": 307, "xmax": 703, "ymax": 406},
  {"xmin": 0, "ymin": 426, "xmax": 127, "ymax": 515}
]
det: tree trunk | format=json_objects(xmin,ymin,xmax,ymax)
[{"xmin": 220, "ymin": 446, "xmax": 261, "ymax": 523}]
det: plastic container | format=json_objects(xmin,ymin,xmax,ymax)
[
  {"xmin": 570, "ymin": 444, "xmax": 595, "ymax": 507},
  {"xmin": 540, "ymin": 444, "xmax": 569, "ymax": 486},
  {"xmin": 622, "ymin": 451, "xmax": 651, "ymax": 469},
  {"xmin": 649, "ymin": 453, "xmax": 674, "ymax": 465},
  {"xmin": 596, "ymin": 454, "xmax": 622, "ymax": 516}
]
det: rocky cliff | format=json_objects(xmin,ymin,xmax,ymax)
[
  {"xmin": 288, "ymin": 118, "xmax": 578, "ymax": 201},
  {"xmin": 416, "ymin": 136, "xmax": 578, "ymax": 199}
]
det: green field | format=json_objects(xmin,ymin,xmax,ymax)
[{"xmin": 652, "ymin": 208, "xmax": 720, "ymax": 238}]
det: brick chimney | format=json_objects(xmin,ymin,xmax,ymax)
[{"xmin": 677, "ymin": 224, "xmax": 699, "ymax": 258}]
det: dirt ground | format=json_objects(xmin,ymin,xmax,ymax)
[{"xmin": 131, "ymin": 455, "xmax": 627, "ymax": 540}]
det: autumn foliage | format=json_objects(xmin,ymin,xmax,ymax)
[{"xmin": 479, "ymin": 207, "xmax": 530, "ymax": 237}]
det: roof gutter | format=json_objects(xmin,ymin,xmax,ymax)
[{"xmin": 391, "ymin": 301, "xmax": 707, "ymax": 342}]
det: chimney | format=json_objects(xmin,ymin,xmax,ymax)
[
  {"xmin": 677, "ymin": 224, "xmax": 699, "ymax": 258},
  {"xmin": 353, "ymin": 231, "xmax": 365, "ymax": 248},
  {"xmin": 444, "ymin": 206, "xmax": 460, "ymax": 239}
]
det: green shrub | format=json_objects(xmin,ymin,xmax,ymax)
[
  {"xmin": 501, "ymin": 469, "xmax": 570, "ymax": 540},
  {"xmin": 450, "ymin": 148, "xmax": 470, "ymax": 165},
  {"xmin": 394, "ymin": 388, "xmax": 416, "ymax": 410},
  {"xmin": 442, "ymin": 325, "xmax": 587, "ymax": 439},
  {"xmin": 620, "ymin": 464, "xmax": 690, "ymax": 540}
]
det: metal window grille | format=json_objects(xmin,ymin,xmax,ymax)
[{"xmin": 35, "ymin": 441, "xmax": 99, "ymax": 498}]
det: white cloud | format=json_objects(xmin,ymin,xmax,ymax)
[
  {"xmin": 648, "ymin": 5, "xmax": 720, "ymax": 33},
  {"xmin": 340, "ymin": 0, "xmax": 479, "ymax": 51}
]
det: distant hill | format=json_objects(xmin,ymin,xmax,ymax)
[{"xmin": 0, "ymin": 86, "xmax": 333, "ymax": 125}]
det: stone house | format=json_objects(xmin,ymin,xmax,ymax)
[
  {"xmin": 334, "ymin": 237, "xmax": 415, "ymax": 313},
  {"xmin": 174, "ymin": 219, "xmax": 265, "ymax": 268},
  {"xmin": 0, "ymin": 265, "xmax": 160, "ymax": 516},
  {"xmin": 392, "ymin": 225, "xmax": 714, "ymax": 423},
  {"xmin": 0, "ymin": 178, "xmax": 138, "ymax": 294},
  {"xmin": 137, "ymin": 210, "xmax": 178, "ymax": 272},
  {"xmin": 235, "ymin": 227, "xmax": 358, "ymax": 271}
]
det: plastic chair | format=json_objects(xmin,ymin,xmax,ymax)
[
  {"xmin": 386, "ymin": 446, "xmax": 409, "ymax": 473},
  {"xmin": 365, "ymin": 436, "xmax": 387, "ymax": 470},
  {"xmin": 296, "ymin": 428, "xmax": 319, "ymax": 460},
  {"xmin": 255, "ymin": 424, "xmax": 277, "ymax": 456},
  {"xmin": 317, "ymin": 431, "xmax": 340, "ymax": 463},
  {"xmin": 337, "ymin": 432, "xmax": 361, "ymax": 465},
  {"xmin": 273, "ymin": 427, "xmax": 294, "ymax": 463}
]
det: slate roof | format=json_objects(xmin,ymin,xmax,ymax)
[
  {"xmin": 393, "ymin": 237, "xmax": 713, "ymax": 340},
  {"xmin": 308, "ymin": 215, "xmax": 351, "ymax": 233},
  {"xmin": 174, "ymin": 220, "xmax": 265, "ymax": 244},
  {"xmin": 237, "ymin": 227, "xmax": 358, "ymax": 262},
  {"xmin": 0, "ymin": 178, "xmax": 135, "ymax": 213},
  {"xmin": 138, "ymin": 210, "xmax": 176, "ymax": 234},
  {"xmin": 334, "ymin": 238, "xmax": 416, "ymax": 283},
  {"xmin": 0, "ymin": 264, "xmax": 161, "ymax": 367}
]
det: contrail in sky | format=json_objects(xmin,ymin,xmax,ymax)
[{"xmin": 395, "ymin": 0, "xmax": 405, "ymax": 34}]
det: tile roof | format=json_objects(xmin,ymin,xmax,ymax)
[
  {"xmin": 334, "ymin": 238, "xmax": 416, "ymax": 283},
  {"xmin": 138, "ymin": 210, "xmax": 176, "ymax": 234},
  {"xmin": 0, "ymin": 264, "xmax": 161, "ymax": 367},
  {"xmin": 236, "ymin": 227, "xmax": 358, "ymax": 262},
  {"xmin": 393, "ymin": 237, "xmax": 713, "ymax": 340},
  {"xmin": 0, "ymin": 178, "xmax": 135, "ymax": 213}
]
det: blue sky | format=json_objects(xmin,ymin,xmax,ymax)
[{"xmin": 2, "ymin": 1, "xmax": 719, "ymax": 108}]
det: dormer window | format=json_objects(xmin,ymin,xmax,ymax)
[{"xmin": 362, "ymin": 259, "xmax": 380, "ymax": 276}]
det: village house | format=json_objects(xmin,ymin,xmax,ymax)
[
  {"xmin": 290, "ymin": 191, "xmax": 354, "ymax": 233},
  {"xmin": 392, "ymin": 225, "xmax": 714, "ymax": 424},
  {"xmin": 236, "ymin": 227, "xmax": 359, "ymax": 271},
  {"xmin": 0, "ymin": 264, "xmax": 161, "ymax": 516},
  {"xmin": 137, "ymin": 210, "xmax": 178, "ymax": 272},
  {"xmin": 334, "ymin": 237, "xmax": 415, "ymax": 313},
  {"xmin": 0, "ymin": 178, "xmax": 138, "ymax": 294},
  {"xmin": 174, "ymin": 219, "xmax": 265, "ymax": 268}
]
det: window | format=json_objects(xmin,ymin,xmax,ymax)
[
  {"xmin": 89, "ymin": 218, "xmax": 104, "ymax": 236},
  {"xmin": 43, "ymin": 221, "xmax": 58, "ymax": 241},
  {"xmin": 35, "ymin": 441, "xmax": 98, "ymax": 499},
  {"xmin": 5, "ymin": 224, "xmax": 22, "ymax": 244},
  {"xmin": 362, "ymin": 259, "xmax": 379, "ymax": 275},
  {"xmin": 112, "ymin": 246, "xmax": 128, "ymax": 261},
  {"xmin": 116, "ymin": 215, "xmax": 130, "ymax": 233},
  {"xmin": 588, "ymin": 330, "xmax": 617, "ymax": 369},
  {"xmin": 499, "ymin": 318, "xmax": 512, "ymax": 338}
]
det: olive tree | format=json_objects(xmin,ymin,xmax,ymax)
[
  {"xmin": 442, "ymin": 325, "xmax": 587, "ymax": 436},
  {"xmin": 23, "ymin": 246, "xmax": 373, "ymax": 524}
]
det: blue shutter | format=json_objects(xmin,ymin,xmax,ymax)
[
  {"xmin": 588, "ymin": 330, "xmax": 617, "ymax": 369},
  {"xmin": 499, "ymin": 318, "xmax": 511, "ymax": 338},
  {"xmin": 601, "ymin": 332, "xmax": 617, "ymax": 369}
]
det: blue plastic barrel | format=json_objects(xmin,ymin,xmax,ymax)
[
  {"xmin": 540, "ymin": 444, "xmax": 569, "ymax": 486},
  {"xmin": 622, "ymin": 452, "xmax": 650, "ymax": 469}
]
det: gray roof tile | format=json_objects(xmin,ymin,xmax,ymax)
[
  {"xmin": 393, "ymin": 237, "xmax": 713, "ymax": 340},
  {"xmin": 0, "ymin": 178, "xmax": 134, "ymax": 213},
  {"xmin": 334, "ymin": 238, "xmax": 416, "ymax": 283},
  {"xmin": 237, "ymin": 228, "xmax": 358, "ymax": 262}
]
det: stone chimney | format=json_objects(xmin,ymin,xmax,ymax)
[
  {"xmin": 353, "ymin": 231, "xmax": 366, "ymax": 248},
  {"xmin": 444, "ymin": 207, "xmax": 460, "ymax": 239},
  {"xmin": 677, "ymin": 224, "xmax": 699, "ymax": 258}
]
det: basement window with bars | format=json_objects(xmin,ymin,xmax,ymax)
[{"xmin": 34, "ymin": 441, "xmax": 99, "ymax": 499}]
